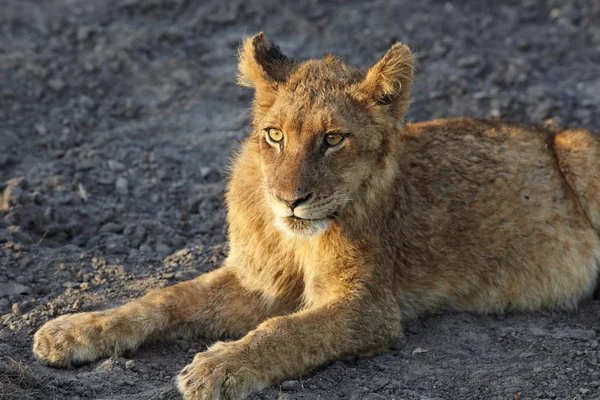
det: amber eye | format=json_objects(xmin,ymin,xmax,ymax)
[
  {"xmin": 266, "ymin": 128, "xmax": 284, "ymax": 143},
  {"xmin": 325, "ymin": 133, "xmax": 344, "ymax": 147}
]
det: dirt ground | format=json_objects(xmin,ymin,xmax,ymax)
[{"xmin": 1, "ymin": 0, "xmax": 600, "ymax": 399}]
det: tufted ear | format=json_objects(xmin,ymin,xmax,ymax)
[
  {"xmin": 355, "ymin": 43, "xmax": 415, "ymax": 122},
  {"xmin": 238, "ymin": 32, "xmax": 296, "ymax": 117}
]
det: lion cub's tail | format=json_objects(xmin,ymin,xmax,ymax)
[{"xmin": 553, "ymin": 129, "xmax": 600, "ymax": 233}]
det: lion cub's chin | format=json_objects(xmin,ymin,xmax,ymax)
[{"xmin": 274, "ymin": 216, "xmax": 331, "ymax": 238}]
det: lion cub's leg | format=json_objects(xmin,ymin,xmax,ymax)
[
  {"xmin": 554, "ymin": 129, "xmax": 600, "ymax": 232},
  {"xmin": 176, "ymin": 285, "xmax": 401, "ymax": 400},
  {"xmin": 33, "ymin": 266, "xmax": 271, "ymax": 367}
]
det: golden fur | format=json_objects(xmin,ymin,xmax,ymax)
[{"xmin": 33, "ymin": 33, "xmax": 600, "ymax": 400}]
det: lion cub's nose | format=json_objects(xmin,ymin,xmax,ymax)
[{"xmin": 279, "ymin": 192, "xmax": 313, "ymax": 210}]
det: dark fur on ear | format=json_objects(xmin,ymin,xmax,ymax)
[
  {"xmin": 354, "ymin": 43, "xmax": 415, "ymax": 122},
  {"xmin": 238, "ymin": 33, "xmax": 296, "ymax": 118},
  {"xmin": 251, "ymin": 35, "xmax": 292, "ymax": 83}
]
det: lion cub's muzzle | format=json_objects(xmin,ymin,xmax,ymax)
[{"xmin": 266, "ymin": 189, "xmax": 338, "ymax": 237}]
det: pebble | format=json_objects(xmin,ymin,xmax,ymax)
[
  {"xmin": 47, "ymin": 78, "xmax": 66, "ymax": 93},
  {"xmin": 115, "ymin": 177, "xmax": 128, "ymax": 194},
  {"xmin": 34, "ymin": 123, "xmax": 48, "ymax": 136},
  {"xmin": 97, "ymin": 358, "xmax": 120, "ymax": 371},
  {"xmin": 457, "ymin": 55, "xmax": 481, "ymax": 67},
  {"xmin": 172, "ymin": 69, "xmax": 193, "ymax": 87},
  {"xmin": 200, "ymin": 167, "xmax": 221, "ymax": 183},
  {"xmin": 76, "ymin": 26, "xmax": 94, "ymax": 42},
  {"xmin": 108, "ymin": 160, "xmax": 126, "ymax": 172},
  {"xmin": 100, "ymin": 222, "xmax": 123, "ymax": 233},
  {"xmin": 125, "ymin": 360, "xmax": 138, "ymax": 371},
  {"xmin": 281, "ymin": 380, "xmax": 302, "ymax": 391}
]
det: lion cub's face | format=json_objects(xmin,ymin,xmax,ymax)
[{"xmin": 238, "ymin": 33, "xmax": 414, "ymax": 237}]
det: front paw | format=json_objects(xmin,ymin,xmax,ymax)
[
  {"xmin": 176, "ymin": 341, "xmax": 266, "ymax": 400},
  {"xmin": 33, "ymin": 313, "xmax": 105, "ymax": 367}
]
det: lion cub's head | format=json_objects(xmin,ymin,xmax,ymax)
[{"xmin": 238, "ymin": 33, "xmax": 414, "ymax": 237}]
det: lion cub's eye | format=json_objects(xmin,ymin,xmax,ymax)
[
  {"xmin": 325, "ymin": 133, "xmax": 344, "ymax": 147},
  {"xmin": 266, "ymin": 128, "xmax": 284, "ymax": 143}
]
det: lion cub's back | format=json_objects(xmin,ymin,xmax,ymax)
[{"xmin": 394, "ymin": 118, "xmax": 600, "ymax": 316}]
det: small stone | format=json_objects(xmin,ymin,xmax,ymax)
[
  {"xmin": 47, "ymin": 78, "xmax": 66, "ymax": 93},
  {"xmin": 174, "ymin": 271, "xmax": 192, "ymax": 281},
  {"xmin": 115, "ymin": 177, "xmax": 128, "ymax": 194},
  {"xmin": 83, "ymin": 61, "xmax": 97, "ymax": 72},
  {"xmin": 200, "ymin": 167, "xmax": 221, "ymax": 183},
  {"xmin": 281, "ymin": 380, "xmax": 302, "ymax": 391},
  {"xmin": 76, "ymin": 26, "xmax": 94, "ymax": 42},
  {"xmin": 172, "ymin": 69, "xmax": 193, "ymax": 87},
  {"xmin": 100, "ymin": 222, "xmax": 123, "ymax": 234},
  {"xmin": 34, "ymin": 123, "xmax": 48, "ymax": 136},
  {"xmin": 457, "ymin": 55, "xmax": 481, "ymax": 67},
  {"xmin": 580, "ymin": 388, "xmax": 590, "ymax": 395},
  {"xmin": 108, "ymin": 160, "xmax": 126, "ymax": 172},
  {"xmin": 125, "ymin": 360, "xmax": 138, "ymax": 371},
  {"xmin": 11, "ymin": 303, "xmax": 20, "ymax": 315},
  {"xmin": 591, "ymin": 340, "xmax": 598, "ymax": 349},
  {"xmin": 97, "ymin": 358, "xmax": 120, "ymax": 371}
]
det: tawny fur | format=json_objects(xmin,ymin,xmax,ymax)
[{"xmin": 33, "ymin": 33, "xmax": 600, "ymax": 400}]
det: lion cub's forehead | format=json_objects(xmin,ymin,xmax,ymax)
[{"xmin": 283, "ymin": 56, "xmax": 365, "ymax": 95}]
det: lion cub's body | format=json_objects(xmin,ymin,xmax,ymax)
[
  {"xmin": 33, "ymin": 34, "xmax": 600, "ymax": 400},
  {"xmin": 229, "ymin": 117, "xmax": 600, "ymax": 321}
]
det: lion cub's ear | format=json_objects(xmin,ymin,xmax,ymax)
[
  {"xmin": 355, "ymin": 43, "xmax": 414, "ymax": 122},
  {"xmin": 238, "ymin": 32, "xmax": 296, "ymax": 117}
]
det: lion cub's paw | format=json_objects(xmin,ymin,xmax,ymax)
[
  {"xmin": 177, "ymin": 341, "xmax": 265, "ymax": 400},
  {"xmin": 33, "ymin": 313, "xmax": 105, "ymax": 367}
]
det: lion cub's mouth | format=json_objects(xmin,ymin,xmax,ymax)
[{"xmin": 275, "ymin": 215, "xmax": 332, "ymax": 237}]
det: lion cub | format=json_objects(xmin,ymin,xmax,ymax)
[{"xmin": 33, "ymin": 33, "xmax": 600, "ymax": 399}]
